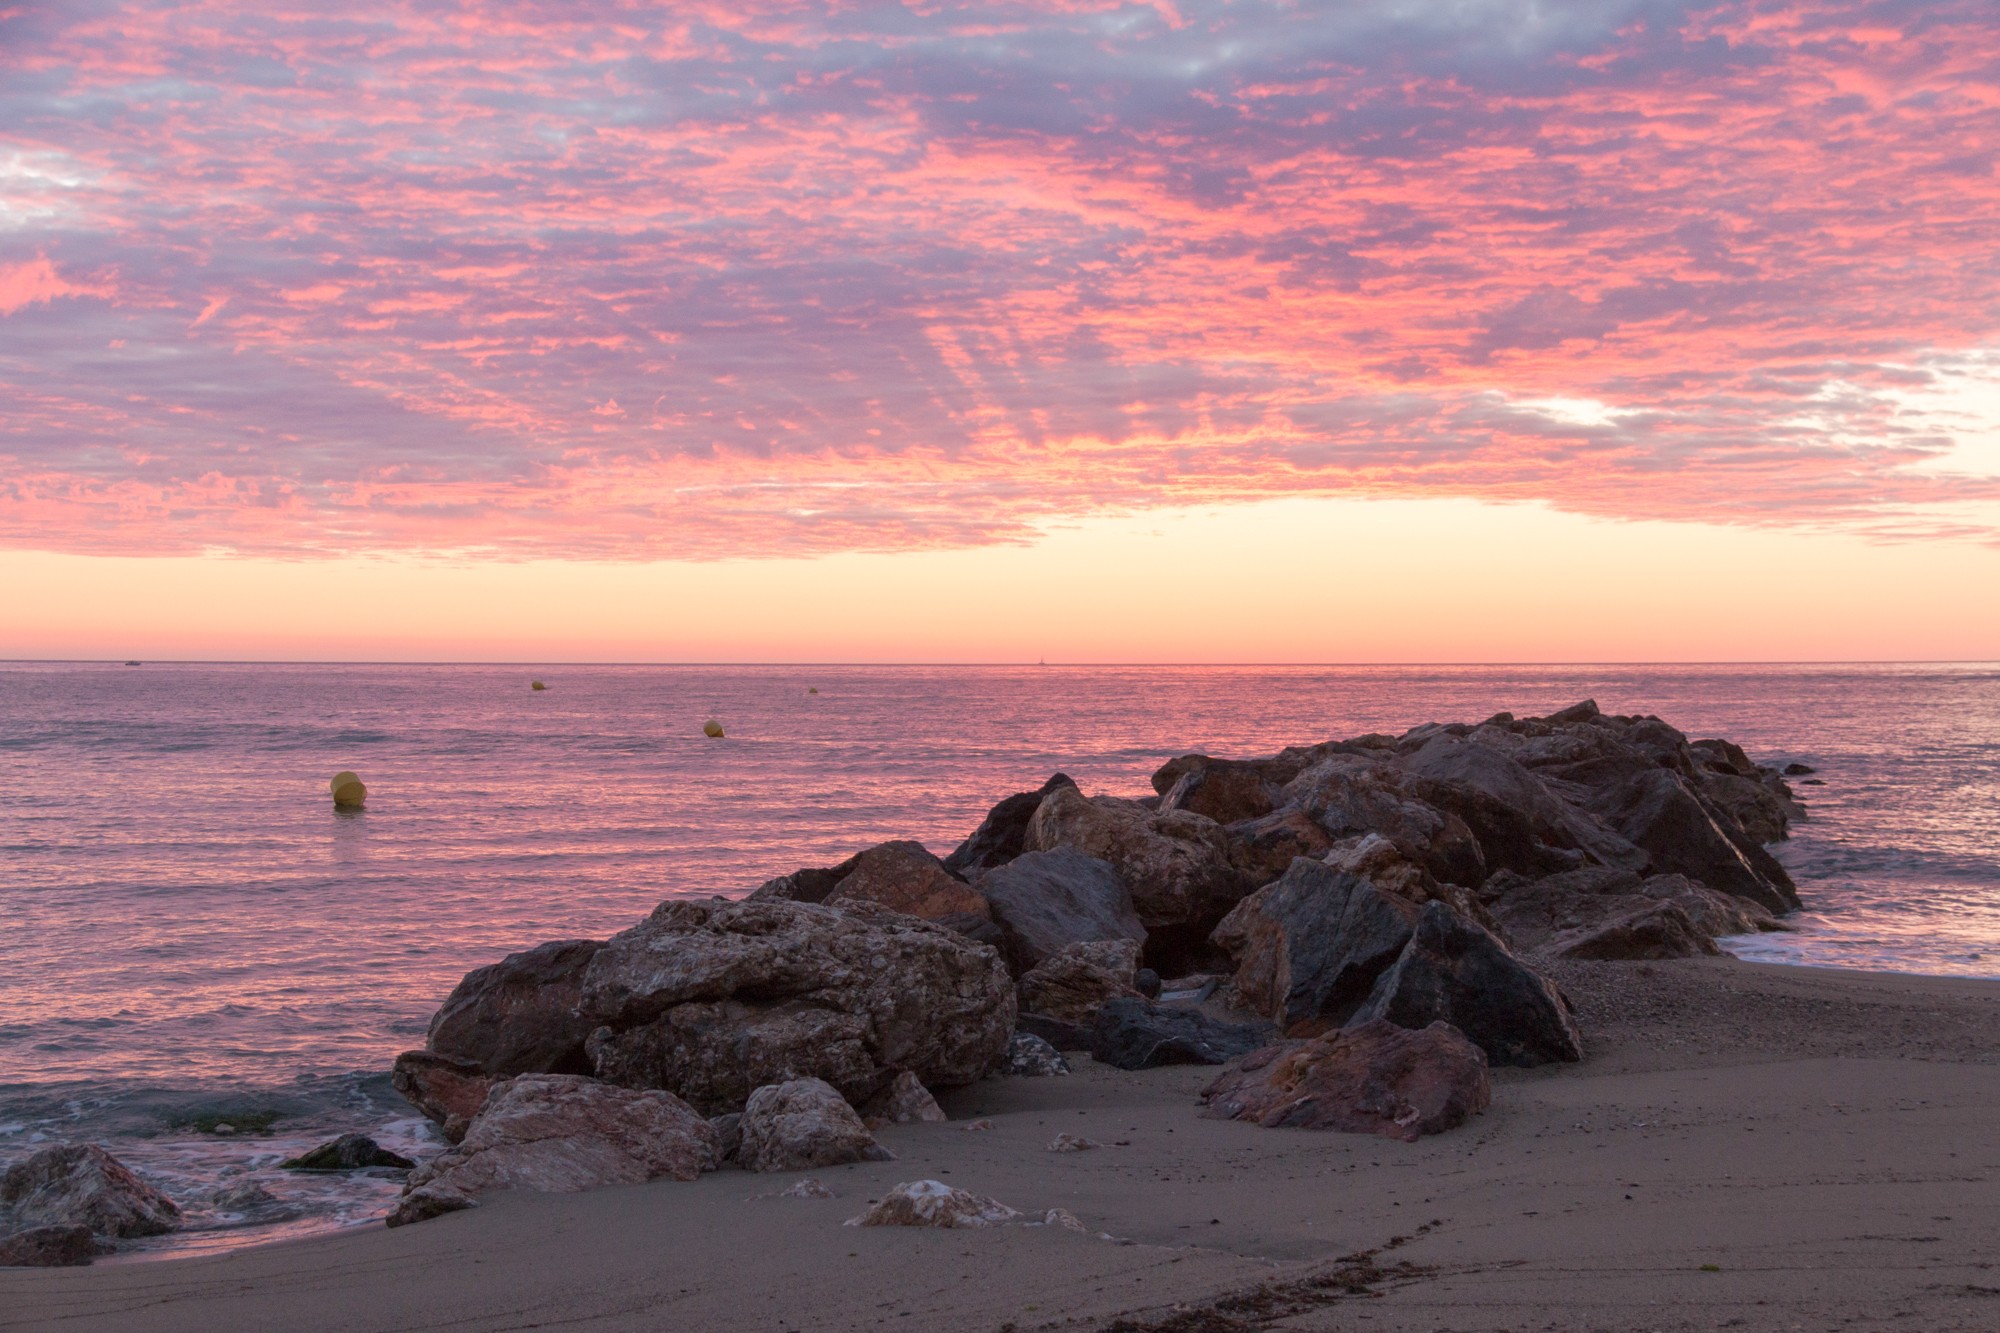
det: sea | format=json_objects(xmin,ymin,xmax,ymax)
[{"xmin": 2, "ymin": 662, "xmax": 1996, "ymax": 1257}]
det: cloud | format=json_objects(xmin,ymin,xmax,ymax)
[{"xmin": 1, "ymin": 0, "xmax": 1997, "ymax": 557}]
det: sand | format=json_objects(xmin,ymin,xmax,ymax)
[{"xmin": 4, "ymin": 958, "xmax": 1997, "ymax": 1333}]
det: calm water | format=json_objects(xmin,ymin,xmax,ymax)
[{"xmin": 2, "ymin": 662, "xmax": 1996, "ymax": 1253}]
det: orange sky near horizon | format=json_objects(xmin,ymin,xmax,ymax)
[{"xmin": 7, "ymin": 497, "xmax": 1997, "ymax": 663}]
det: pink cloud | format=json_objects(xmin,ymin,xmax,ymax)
[{"xmin": 0, "ymin": 0, "xmax": 1997, "ymax": 558}]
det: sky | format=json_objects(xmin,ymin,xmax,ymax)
[{"xmin": 3, "ymin": 0, "xmax": 1998, "ymax": 660}]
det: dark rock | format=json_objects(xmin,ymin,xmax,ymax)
[
  {"xmin": 1323, "ymin": 833, "xmax": 1507, "ymax": 941},
  {"xmin": 1219, "ymin": 807, "xmax": 1336, "ymax": 888},
  {"xmin": 977, "ymin": 848, "xmax": 1146, "ymax": 972},
  {"xmin": 1134, "ymin": 968, "xmax": 1161, "ymax": 999},
  {"xmin": 708, "ymin": 1113, "xmax": 743, "ymax": 1163},
  {"xmin": 579, "ymin": 899, "xmax": 1015, "ymax": 1115},
  {"xmin": 1542, "ymin": 699, "xmax": 1601, "ymax": 725},
  {"xmin": 1089, "ymin": 998, "xmax": 1276, "ymax": 1070},
  {"xmin": 1696, "ymin": 770, "xmax": 1796, "ymax": 845},
  {"xmin": 0, "ymin": 1224, "xmax": 100, "ymax": 1268},
  {"xmin": 389, "ymin": 1073, "xmax": 717, "ymax": 1225},
  {"xmin": 1350, "ymin": 901, "xmax": 1583, "ymax": 1067},
  {"xmin": 828, "ymin": 841, "xmax": 989, "ymax": 922},
  {"xmin": 737, "ymin": 1078, "xmax": 894, "ymax": 1172},
  {"xmin": 1209, "ymin": 857, "xmax": 1418, "ymax": 1034},
  {"xmin": 281, "ymin": 1133, "xmax": 416, "ymax": 1172},
  {"xmin": 1016, "ymin": 1012, "xmax": 1093, "ymax": 1052},
  {"xmin": 1016, "ymin": 938, "xmax": 1142, "ymax": 1025},
  {"xmin": 1021, "ymin": 784, "xmax": 1244, "ymax": 966},
  {"xmin": 0, "ymin": 1144, "xmax": 181, "ymax": 1238},
  {"xmin": 936, "ymin": 912, "xmax": 1008, "ymax": 952},
  {"xmin": 1581, "ymin": 768, "xmax": 1797, "ymax": 912},
  {"xmin": 1200, "ymin": 1019, "xmax": 1490, "ymax": 1141},
  {"xmin": 392, "ymin": 1050, "xmax": 496, "ymax": 1143},
  {"xmin": 942, "ymin": 774, "xmax": 1078, "ymax": 879},
  {"xmin": 1545, "ymin": 900, "xmax": 1717, "ymax": 960},
  {"xmin": 1156, "ymin": 759, "xmax": 1280, "ymax": 825},
  {"xmin": 859, "ymin": 1071, "xmax": 947, "ymax": 1127},
  {"xmin": 748, "ymin": 857, "xmax": 857, "ymax": 905},
  {"xmin": 1001, "ymin": 1031, "xmax": 1072, "ymax": 1075},
  {"xmin": 425, "ymin": 938, "xmax": 604, "ymax": 1076},
  {"xmin": 1782, "ymin": 762, "xmax": 1816, "ymax": 776}
]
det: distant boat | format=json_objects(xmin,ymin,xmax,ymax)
[
  {"xmin": 1038, "ymin": 657, "xmax": 1046, "ymax": 667},
  {"xmin": 123, "ymin": 661, "xmax": 141, "ymax": 667}
]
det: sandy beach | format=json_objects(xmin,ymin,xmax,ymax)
[{"xmin": 4, "ymin": 957, "xmax": 1995, "ymax": 1333}]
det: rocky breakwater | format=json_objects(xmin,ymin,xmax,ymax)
[
  {"xmin": 385, "ymin": 699, "xmax": 1808, "ymax": 1219},
  {"xmin": 0, "ymin": 1144, "xmax": 181, "ymax": 1267}
]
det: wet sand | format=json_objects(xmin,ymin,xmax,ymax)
[{"xmin": 4, "ymin": 958, "xmax": 1997, "ymax": 1333}]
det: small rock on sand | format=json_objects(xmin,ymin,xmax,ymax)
[{"xmin": 845, "ymin": 1180, "xmax": 1020, "ymax": 1229}]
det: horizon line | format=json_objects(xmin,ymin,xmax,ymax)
[{"xmin": 5, "ymin": 658, "xmax": 1998, "ymax": 669}]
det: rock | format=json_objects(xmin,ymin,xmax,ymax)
[
  {"xmin": 281, "ymin": 1134, "xmax": 416, "ymax": 1171},
  {"xmin": 1134, "ymin": 968, "xmax": 1161, "ymax": 998},
  {"xmin": 0, "ymin": 1224, "xmax": 100, "ymax": 1268},
  {"xmin": 424, "ymin": 938, "xmax": 605, "ymax": 1077},
  {"xmin": 387, "ymin": 1182, "xmax": 477, "ymax": 1226},
  {"xmin": 392, "ymin": 1050, "xmax": 497, "ymax": 1142},
  {"xmin": 1543, "ymin": 699, "xmax": 1601, "ymax": 725},
  {"xmin": 858, "ymin": 1070, "xmax": 947, "ymax": 1128},
  {"xmin": 1350, "ymin": 901, "xmax": 1582, "ymax": 1067},
  {"xmin": 579, "ymin": 898, "xmax": 1015, "ymax": 1115},
  {"xmin": 1783, "ymin": 762, "xmax": 1816, "ymax": 776},
  {"xmin": 782, "ymin": 1177, "xmax": 834, "ymax": 1199},
  {"xmin": 737, "ymin": 1078, "xmax": 895, "ymax": 1172},
  {"xmin": 1486, "ymin": 867, "xmax": 1782, "ymax": 958},
  {"xmin": 1033, "ymin": 1207, "xmax": 1091, "ymax": 1233},
  {"xmin": 1201, "ymin": 1019, "xmax": 1491, "ymax": 1142},
  {"xmin": 1282, "ymin": 757, "xmax": 1504, "ymax": 886},
  {"xmin": 1209, "ymin": 857, "xmax": 1419, "ymax": 1034},
  {"xmin": 828, "ymin": 841, "xmax": 991, "ymax": 922},
  {"xmin": 1021, "ymin": 784, "xmax": 1243, "ymax": 964},
  {"xmin": 708, "ymin": 1112, "xmax": 743, "ymax": 1163},
  {"xmin": 1001, "ymin": 1031, "xmax": 1071, "ymax": 1076},
  {"xmin": 389, "ymin": 1074, "xmax": 717, "ymax": 1225},
  {"xmin": 748, "ymin": 855, "xmax": 857, "ymax": 905},
  {"xmin": 1400, "ymin": 735, "xmax": 1644, "ymax": 875},
  {"xmin": 1695, "ymin": 771, "xmax": 1795, "ymax": 845},
  {"xmin": 978, "ymin": 849, "xmax": 1146, "ymax": 972},
  {"xmin": 1545, "ymin": 900, "xmax": 1719, "ymax": 960},
  {"xmin": 937, "ymin": 912, "xmax": 1008, "ymax": 952},
  {"xmin": 0, "ymin": 1144, "xmax": 181, "ymax": 1238},
  {"xmin": 1581, "ymin": 768, "xmax": 1797, "ymax": 912},
  {"xmin": 1016, "ymin": 939, "xmax": 1143, "ymax": 1025},
  {"xmin": 1016, "ymin": 1012, "xmax": 1093, "ymax": 1052},
  {"xmin": 845, "ymin": 1179, "xmax": 1019, "ymax": 1229},
  {"xmin": 1090, "ymin": 998, "xmax": 1276, "ymax": 1070},
  {"xmin": 1219, "ymin": 807, "xmax": 1336, "ymax": 888},
  {"xmin": 960, "ymin": 1119, "xmax": 994, "ymax": 1132},
  {"xmin": 1046, "ymin": 1133, "xmax": 1102, "ymax": 1152},
  {"xmin": 1156, "ymin": 759, "xmax": 1280, "ymax": 825},
  {"xmin": 1324, "ymin": 833, "xmax": 1505, "ymax": 939},
  {"xmin": 210, "ymin": 1181, "xmax": 283, "ymax": 1213},
  {"xmin": 942, "ymin": 774, "xmax": 1079, "ymax": 879}
]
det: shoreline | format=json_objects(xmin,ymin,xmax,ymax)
[{"xmin": 6, "ymin": 957, "xmax": 1997, "ymax": 1332}]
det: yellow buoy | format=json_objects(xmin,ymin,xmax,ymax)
[
  {"xmin": 330, "ymin": 771, "xmax": 367, "ymax": 809},
  {"xmin": 702, "ymin": 718, "xmax": 725, "ymax": 738},
  {"xmin": 531, "ymin": 680, "xmax": 546, "ymax": 691}
]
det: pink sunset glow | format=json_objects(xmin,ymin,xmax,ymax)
[{"xmin": 2, "ymin": 0, "xmax": 1997, "ymax": 569}]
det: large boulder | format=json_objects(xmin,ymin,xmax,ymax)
[
  {"xmin": 389, "ymin": 1073, "xmax": 717, "ymax": 1226},
  {"xmin": 737, "ymin": 1078, "xmax": 894, "ymax": 1172},
  {"xmin": 424, "ymin": 938, "xmax": 604, "ymax": 1076},
  {"xmin": 942, "ymin": 774, "xmax": 1078, "ymax": 879},
  {"xmin": 1021, "ymin": 785, "xmax": 1243, "ymax": 965},
  {"xmin": 1209, "ymin": 857, "xmax": 1419, "ymax": 1034},
  {"xmin": 0, "ymin": 1145, "xmax": 180, "ymax": 1239},
  {"xmin": 977, "ymin": 848, "xmax": 1145, "ymax": 972},
  {"xmin": 753, "ymin": 841, "xmax": 989, "ymax": 923},
  {"xmin": 1281, "ymin": 757, "xmax": 1495, "ymax": 886},
  {"xmin": 1090, "ymin": 998, "xmax": 1276, "ymax": 1070},
  {"xmin": 1200, "ymin": 1019, "xmax": 1491, "ymax": 1141},
  {"xmin": 391, "ymin": 1050, "xmax": 496, "ymax": 1142},
  {"xmin": 1580, "ymin": 768, "xmax": 1797, "ymax": 913},
  {"xmin": 0, "ymin": 1224, "xmax": 100, "ymax": 1267},
  {"xmin": 1219, "ymin": 807, "xmax": 1336, "ymax": 888},
  {"xmin": 1545, "ymin": 900, "xmax": 1718, "ymax": 960},
  {"xmin": 1399, "ymin": 734, "xmax": 1645, "ymax": 875},
  {"xmin": 1350, "ymin": 901, "xmax": 1583, "ymax": 1067},
  {"xmin": 1016, "ymin": 938, "xmax": 1142, "ymax": 1025},
  {"xmin": 1155, "ymin": 758, "xmax": 1281, "ymax": 825},
  {"xmin": 578, "ymin": 899, "xmax": 1014, "ymax": 1115}
]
